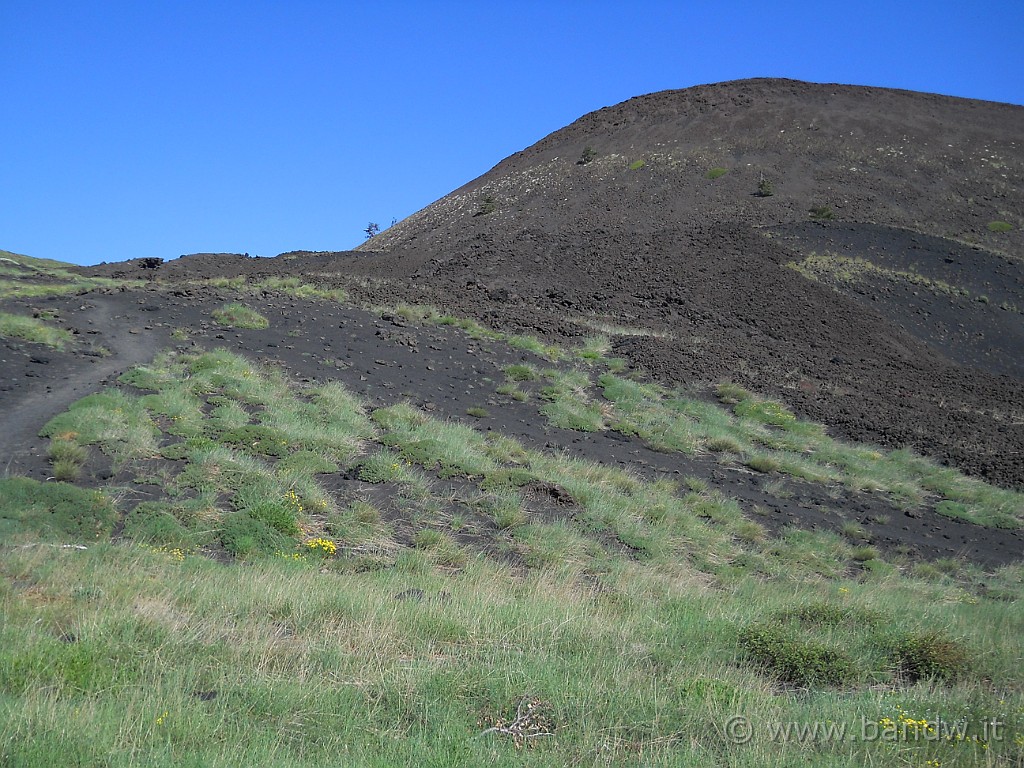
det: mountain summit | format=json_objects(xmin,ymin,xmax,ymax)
[{"xmin": 350, "ymin": 78, "xmax": 1024, "ymax": 486}]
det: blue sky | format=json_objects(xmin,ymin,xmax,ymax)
[{"xmin": 2, "ymin": 1, "xmax": 1022, "ymax": 266}]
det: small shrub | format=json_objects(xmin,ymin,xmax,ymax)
[
  {"xmin": 706, "ymin": 167, "xmax": 728, "ymax": 179},
  {"xmin": 851, "ymin": 546, "xmax": 879, "ymax": 562},
  {"xmin": 220, "ymin": 512, "xmax": 292, "ymax": 558},
  {"xmin": 739, "ymin": 624, "xmax": 855, "ymax": 687},
  {"xmin": 715, "ymin": 382, "xmax": 750, "ymax": 404},
  {"xmin": 219, "ymin": 425, "xmax": 290, "ymax": 457},
  {"xmin": 211, "ymin": 303, "xmax": 269, "ymax": 329},
  {"xmin": 888, "ymin": 630, "xmax": 969, "ymax": 682},
  {"xmin": 243, "ymin": 499, "xmax": 301, "ymax": 536},
  {"xmin": 506, "ymin": 364, "xmax": 538, "ymax": 382},
  {"xmin": 476, "ymin": 195, "xmax": 497, "ymax": 216},
  {"xmin": 745, "ymin": 454, "xmax": 780, "ymax": 474},
  {"xmin": 706, "ymin": 435, "xmax": 744, "ymax": 453},
  {"xmin": 779, "ymin": 602, "xmax": 882, "ymax": 628},
  {"xmin": 841, "ymin": 521, "xmax": 870, "ymax": 541},
  {"xmin": 48, "ymin": 439, "xmax": 87, "ymax": 465},
  {"xmin": 51, "ymin": 458, "xmax": 81, "ymax": 482},
  {"xmin": 122, "ymin": 502, "xmax": 192, "ymax": 546},
  {"xmin": 414, "ymin": 529, "xmax": 444, "ymax": 549},
  {"xmin": 629, "ymin": 160, "xmax": 646, "ymax": 171},
  {"xmin": 578, "ymin": 147, "xmax": 597, "ymax": 165},
  {"xmin": 466, "ymin": 407, "xmax": 489, "ymax": 419},
  {"xmin": 0, "ymin": 477, "xmax": 116, "ymax": 540},
  {"xmin": 987, "ymin": 220, "xmax": 1013, "ymax": 233},
  {"xmin": 358, "ymin": 450, "xmax": 404, "ymax": 483},
  {"xmin": 757, "ymin": 176, "xmax": 774, "ymax": 197},
  {"xmin": 734, "ymin": 398, "xmax": 796, "ymax": 428},
  {"xmin": 809, "ymin": 205, "xmax": 835, "ymax": 221}
]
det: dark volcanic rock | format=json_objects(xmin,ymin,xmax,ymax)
[{"xmin": 77, "ymin": 78, "xmax": 1024, "ymax": 488}]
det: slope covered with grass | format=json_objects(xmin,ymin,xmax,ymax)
[{"xmin": 3, "ymin": 333, "xmax": 1023, "ymax": 766}]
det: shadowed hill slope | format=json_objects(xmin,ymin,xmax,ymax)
[
  {"xmin": 350, "ymin": 79, "xmax": 1023, "ymax": 488},
  {"xmin": 81, "ymin": 79, "xmax": 1024, "ymax": 487}
]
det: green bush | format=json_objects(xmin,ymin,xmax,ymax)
[
  {"xmin": 220, "ymin": 512, "xmax": 292, "ymax": 558},
  {"xmin": 706, "ymin": 167, "xmax": 728, "ymax": 179},
  {"xmin": 578, "ymin": 147, "xmax": 597, "ymax": 165},
  {"xmin": 48, "ymin": 439, "xmax": 87, "ymax": 465},
  {"xmin": 987, "ymin": 220, "xmax": 1013, "ymax": 233},
  {"xmin": 358, "ymin": 450, "xmax": 404, "ymax": 483},
  {"xmin": 0, "ymin": 477, "xmax": 116, "ymax": 540},
  {"xmin": 51, "ymin": 458, "xmax": 81, "ymax": 481},
  {"xmin": 739, "ymin": 624, "xmax": 856, "ymax": 687},
  {"xmin": 757, "ymin": 176, "xmax": 775, "ymax": 197},
  {"xmin": 779, "ymin": 602, "xmax": 882, "ymax": 628},
  {"xmin": 809, "ymin": 205, "xmax": 835, "ymax": 221},
  {"xmin": 477, "ymin": 195, "xmax": 497, "ymax": 216},
  {"xmin": 715, "ymin": 382, "xmax": 750, "ymax": 404},
  {"xmin": 122, "ymin": 502, "xmax": 193, "ymax": 546},
  {"xmin": 888, "ymin": 630, "xmax": 969, "ymax": 682},
  {"xmin": 236, "ymin": 496, "xmax": 300, "ymax": 536}
]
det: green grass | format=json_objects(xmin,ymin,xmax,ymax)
[
  {"xmin": 538, "ymin": 369, "xmax": 606, "ymax": 432},
  {"xmin": 508, "ymin": 334, "xmax": 564, "ymax": 361},
  {"xmin": 33, "ymin": 349, "xmax": 376, "ymax": 557},
  {"xmin": 0, "ymin": 249, "xmax": 144, "ymax": 299},
  {"xmin": 628, "ymin": 159, "xmax": 646, "ymax": 170},
  {"xmin": 706, "ymin": 167, "xmax": 729, "ymax": 179},
  {"xmin": 211, "ymin": 303, "xmax": 270, "ymax": 329},
  {"xmin": 597, "ymin": 374, "xmax": 1022, "ymax": 529},
  {"xmin": 252, "ymin": 276, "xmax": 348, "ymax": 303},
  {"xmin": 0, "ymin": 538, "xmax": 1020, "ymax": 766},
  {"xmin": 4, "ymin": 330, "xmax": 1024, "ymax": 765},
  {"xmin": 0, "ymin": 312, "xmax": 74, "ymax": 349},
  {"xmin": 788, "ymin": 251, "xmax": 971, "ymax": 298},
  {"xmin": 495, "ymin": 362, "xmax": 1024, "ymax": 530},
  {"xmin": 0, "ymin": 477, "xmax": 116, "ymax": 540},
  {"xmin": 987, "ymin": 220, "xmax": 1013, "ymax": 233}
]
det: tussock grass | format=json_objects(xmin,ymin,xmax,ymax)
[
  {"xmin": 538, "ymin": 369, "xmax": 605, "ymax": 432},
  {"xmin": 590, "ymin": 374, "xmax": 1022, "ymax": 529},
  {"xmin": 0, "ymin": 312, "xmax": 74, "ymax": 349},
  {"xmin": 0, "ymin": 250, "xmax": 144, "ymax": 298},
  {"xmin": 788, "ymin": 251, "xmax": 971, "ymax": 298},
  {"xmin": 211, "ymin": 302, "xmax": 269, "ymax": 329}
]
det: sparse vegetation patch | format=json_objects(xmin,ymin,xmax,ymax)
[
  {"xmin": 0, "ymin": 311, "xmax": 74, "ymax": 348},
  {"xmin": 211, "ymin": 302, "xmax": 269, "ymax": 329}
]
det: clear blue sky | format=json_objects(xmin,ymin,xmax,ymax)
[{"xmin": 2, "ymin": 1, "xmax": 1022, "ymax": 266}]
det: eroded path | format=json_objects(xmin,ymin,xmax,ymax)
[{"xmin": 0, "ymin": 292, "xmax": 177, "ymax": 476}]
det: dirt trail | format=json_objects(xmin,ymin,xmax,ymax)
[{"xmin": 1, "ymin": 294, "xmax": 161, "ymax": 475}]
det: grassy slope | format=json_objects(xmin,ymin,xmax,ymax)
[{"xmin": 1, "ymin": 266, "xmax": 1023, "ymax": 766}]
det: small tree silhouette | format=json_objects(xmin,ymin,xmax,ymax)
[
  {"xmin": 757, "ymin": 173, "xmax": 774, "ymax": 197},
  {"xmin": 364, "ymin": 222, "xmax": 380, "ymax": 239}
]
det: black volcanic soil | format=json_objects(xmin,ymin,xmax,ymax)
[
  {"xmin": 85, "ymin": 81, "xmax": 1024, "ymax": 487},
  {"xmin": 85, "ymin": 79, "xmax": 1024, "ymax": 489},
  {"xmin": 11, "ymin": 78, "xmax": 1023, "ymax": 567},
  {"xmin": 3, "ymin": 285, "xmax": 1021, "ymax": 568}
]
